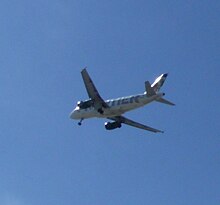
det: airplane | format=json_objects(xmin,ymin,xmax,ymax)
[{"xmin": 69, "ymin": 68, "xmax": 175, "ymax": 133}]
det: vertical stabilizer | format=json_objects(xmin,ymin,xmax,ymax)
[
  {"xmin": 151, "ymin": 73, "xmax": 168, "ymax": 93},
  {"xmin": 145, "ymin": 81, "xmax": 156, "ymax": 97},
  {"xmin": 150, "ymin": 73, "xmax": 175, "ymax": 106}
]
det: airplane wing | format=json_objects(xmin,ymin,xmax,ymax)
[
  {"xmin": 108, "ymin": 116, "xmax": 164, "ymax": 133},
  {"xmin": 81, "ymin": 68, "xmax": 109, "ymax": 109}
]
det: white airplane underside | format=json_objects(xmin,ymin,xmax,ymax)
[{"xmin": 70, "ymin": 68, "xmax": 175, "ymax": 133}]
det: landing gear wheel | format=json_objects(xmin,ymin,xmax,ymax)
[
  {"xmin": 78, "ymin": 119, "xmax": 83, "ymax": 126},
  {"xmin": 98, "ymin": 108, "xmax": 104, "ymax": 114}
]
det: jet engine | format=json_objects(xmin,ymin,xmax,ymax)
[
  {"xmin": 77, "ymin": 99, "xmax": 93, "ymax": 109},
  {"xmin": 105, "ymin": 121, "xmax": 122, "ymax": 130},
  {"xmin": 77, "ymin": 101, "xmax": 84, "ymax": 107}
]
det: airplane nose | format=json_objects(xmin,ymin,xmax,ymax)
[
  {"xmin": 69, "ymin": 111, "xmax": 74, "ymax": 119},
  {"xmin": 69, "ymin": 108, "xmax": 80, "ymax": 119},
  {"xmin": 69, "ymin": 110, "xmax": 77, "ymax": 119},
  {"xmin": 163, "ymin": 73, "xmax": 168, "ymax": 78}
]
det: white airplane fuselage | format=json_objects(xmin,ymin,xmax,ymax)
[
  {"xmin": 70, "ymin": 69, "xmax": 174, "ymax": 132},
  {"xmin": 70, "ymin": 92, "xmax": 164, "ymax": 120}
]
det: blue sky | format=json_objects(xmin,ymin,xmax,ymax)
[{"xmin": 0, "ymin": 0, "xmax": 219, "ymax": 204}]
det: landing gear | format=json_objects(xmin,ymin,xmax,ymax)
[
  {"xmin": 98, "ymin": 108, "xmax": 104, "ymax": 114},
  {"xmin": 78, "ymin": 118, "xmax": 83, "ymax": 126}
]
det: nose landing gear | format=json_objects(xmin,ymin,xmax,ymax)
[{"xmin": 78, "ymin": 118, "xmax": 83, "ymax": 126}]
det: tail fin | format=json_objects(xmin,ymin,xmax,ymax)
[
  {"xmin": 145, "ymin": 81, "xmax": 156, "ymax": 97},
  {"xmin": 151, "ymin": 73, "xmax": 168, "ymax": 93},
  {"xmin": 146, "ymin": 73, "xmax": 175, "ymax": 106}
]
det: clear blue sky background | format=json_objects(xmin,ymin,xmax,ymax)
[{"xmin": 0, "ymin": 0, "xmax": 219, "ymax": 204}]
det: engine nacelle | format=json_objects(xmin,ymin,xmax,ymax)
[
  {"xmin": 105, "ymin": 122, "xmax": 122, "ymax": 130},
  {"xmin": 77, "ymin": 99, "xmax": 93, "ymax": 109},
  {"xmin": 77, "ymin": 101, "xmax": 84, "ymax": 107}
]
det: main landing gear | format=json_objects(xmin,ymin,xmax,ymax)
[
  {"xmin": 78, "ymin": 118, "xmax": 83, "ymax": 126},
  {"xmin": 98, "ymin": 108, "xmax": 104, "ymax": 114}
]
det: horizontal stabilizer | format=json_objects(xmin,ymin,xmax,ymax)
[{"xmin": 156, "ymin": 97, "xmax": 175, "ymax": 106}]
